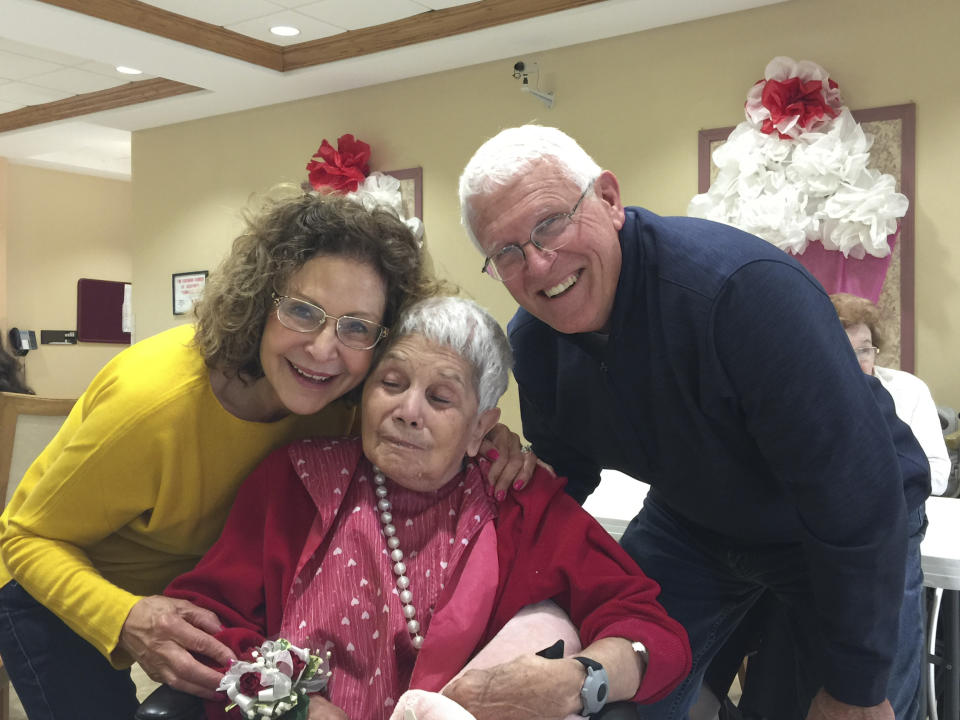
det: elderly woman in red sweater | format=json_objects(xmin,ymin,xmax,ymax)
[{"xmin": 165, "ymin": 296, "xmax": 690, "ymax": 719}]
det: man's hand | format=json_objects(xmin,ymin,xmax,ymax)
[
  {"xmin": 442, "ymin": 654, "xmax": 583, "ymax": 720},
  {"xmin": 118, "ymin": 595, "xmax": 236, "ymax": 699},
  {"xmin": 805, "ymin": 689, "xmax": 894, "ymax": 720},
  {"xmin": 306, "ymin": 694, "xmax": 349, "ymax": 719},
  {"xmin": 478, "ymin": 423, "xmax": 540, "ymax": 499}
]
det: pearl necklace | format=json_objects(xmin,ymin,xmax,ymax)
[{"xmin": 373, "ymin": 466, "xmax": 424, "ymax": 650}]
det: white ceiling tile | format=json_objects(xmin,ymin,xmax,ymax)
[
  {"xmin": 0, "ymin": 39, "xmax": 87, "ymax": 66},
  {"xmin": 0, "ymin": 82, "xmax": 73, "ymax": 105},
  {"xmin": 78, "ymin": 61, "xmax": 155, "ymax": 82},
  {"xmin": 0, "ymin": 50, "xmax": 62, "ymax": 81},
  {"xmin": 0, "ymin": 98, "xmax": 25, "ymax": 113},
  {"xmin": 226, "ymin": 10, "xmax": 344, "ymax": 44},
  {"xmin": 266, "ymin": 0, "xmax": 318, "ymax": 7},
  {"xmin": 143, "ymin": 0, "xmax": 283, "ymax": 27},
  {"xmin": 296, "ymin": 0, "xmax": 425, "ymax": 30},
  {"xmin": 27, "ymin": 67, "xmax": 127, "ymax": 94},
  {"xmin": 411, "ymin": 0, "xmax": 475, "ymax": 8}
]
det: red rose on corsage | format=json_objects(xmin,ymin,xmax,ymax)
[
  {"xmin": 219, "ymin": 639, "xmax": 331, "ymax": 719},
  {"xmin": 306, "ymin": 133, "xmax": 371, "ymax": 193},
  {"xmin": 759, "ymin": 76, "xmax": 839, "ymax": 138},
  {"xmin": 237, "ymin": 672, "xmax": 262, "ymax": 696},
  {"xmin": 290, "ymin": 652, "xmax": 306, "ymax": 681}
]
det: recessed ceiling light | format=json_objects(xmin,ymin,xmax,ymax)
[
  {"xmin": 270, "ymin": 25, "xmax": 301, "ymax": 37},
  {"xmin": 115, "ymin": 66, "xmax": 143, "ymax": 75}
]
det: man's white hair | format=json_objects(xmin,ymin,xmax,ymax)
[
  {"xmin": 458, "ymin": 125, "xmax": 601, "ymax": 252},
  {"xmin": 389, "ymin": 296, "xmax": 512, "ymax": 413}
]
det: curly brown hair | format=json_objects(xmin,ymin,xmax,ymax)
[
  {"xmin": 193, "ymin": 188, "xmax": 444, "ymax": 378},
  {"xmin": 829, "ymin": 293, "xmax": 886, "ymax": 352}
]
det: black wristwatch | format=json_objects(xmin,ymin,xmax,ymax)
[{"xmin": 573, "ymin": 656, "xmax": 609, "ymax": 717}]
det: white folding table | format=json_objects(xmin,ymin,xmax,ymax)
[{"xmin": 922, "ymin": 496, "xmax": 960, "ymax": 720}]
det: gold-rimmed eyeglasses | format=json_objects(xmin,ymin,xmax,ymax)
[
  {"xmin": 273, "ymin": 295, "xmax": 387, "ymax": 350},
  {"xmin": 481, "ymin": 179, "xmax": 596, "ymax": 282}
]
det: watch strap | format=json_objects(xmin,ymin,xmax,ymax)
[{"xmin": 573, "ymin": 656, "xmax": 609, "ymax": 717}]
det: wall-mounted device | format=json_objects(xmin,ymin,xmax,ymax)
[
  {"xmin": 40, "ymin": 330, "xmax": 78, "ymax": 345},
  {"xmin": 8, "ymin": 328, "xmax": 38, "ymax": 356},
  {"xmin": 513, "ymin": 60, "xmax": 555, "ymax": 109}
]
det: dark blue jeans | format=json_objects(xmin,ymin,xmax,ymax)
[
  {"xmin": 709, "ymin": 504, "xmax": 927, "ymax": 720},
  {"xmin": 622, "ymin": 495, "xmax": 925, "ymax": 720},
  {"xmin": 0, "ymin": 580, "xmax": 139, "ymax": 719}
]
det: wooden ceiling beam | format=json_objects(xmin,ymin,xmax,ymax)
[
  {"xmin": 10, "ymin": 0, "xmax": 605, "ymax": 133},
  {"xmin": 283, "ymin": 0, "xmax": 608, "ymax": 70},
  {"xmin": 0, "ymin": 78, "xmax": 202, "ymax": 133},
  {"xmin": 35, "ymin": 0, "xmax": 284, "ymax": 70}
]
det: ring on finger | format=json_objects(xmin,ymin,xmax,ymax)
[{"xmin": 520, "ymin": 444, "xmax": 532, "ymax": 455}]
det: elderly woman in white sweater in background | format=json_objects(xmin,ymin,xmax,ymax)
[{"xmin": 830, "ymin": 292, "xmax": 950, "ymax": 495}]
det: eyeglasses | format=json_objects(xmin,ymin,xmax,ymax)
[
  {"xmin": 855, "ymin": 346, "xmax": 879, "ymax": 360},
  {"xmin": 273, "ymin": 295, "xmax": 387, "ymax": 350},
  {"xmin": 481, "ymin": 179, "xmax": 596, "ymax": 282}
]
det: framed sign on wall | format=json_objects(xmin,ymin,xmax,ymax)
[{"xmin": 172, "ymin": 271, "xmax": 208, "ymax": 316}]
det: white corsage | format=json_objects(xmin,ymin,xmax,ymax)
[{"xmin": 218, "ymin": 638, "xmax": 331, "ymax": 719}]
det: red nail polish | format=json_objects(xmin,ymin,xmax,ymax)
[
  {"xmin": 496, "ymin": 489, "xmax": 506, "ymax": 502},
  {"xmin": 487, "ymin": 449, "xmax": 500, "ymax": 461},
  {"xmin": 513, "ymin": 479, "xmax": 524, "ymax": 491}
]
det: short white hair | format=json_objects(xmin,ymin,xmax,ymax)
[
  {"xmin": 458, "ymin": 125, "xmax": 601, "ymax": 252},
  {"xmin": 388, "ymin": 296, "xmax": 511, "ymax": 413}
]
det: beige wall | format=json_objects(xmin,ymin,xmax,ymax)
[
  {"xmin": 0, "ymin": 158, "xmax": 8, "ymax": 332},
  {"xmin": 3, "ymin": 164, "xmax": 132, "ymax": 397},
  {"xmin": 131, "ymin": 0, "xmax": 960, "ymax": 430}
]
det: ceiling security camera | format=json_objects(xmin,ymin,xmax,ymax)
[{"xmin": 511, "ymin": 59, "xmax": 554, "ymax": 108}]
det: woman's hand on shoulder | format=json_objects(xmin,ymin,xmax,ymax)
[
  {"xmin": 442, "ymin": 653, "xmax": 582, "ymax": 720},
  {"xmin": 307, "ymin": 694, "xmax": 349, "ymax": 720},
  {"xmin": 119, "ymin": 595, "xmax": 236, "ymax": 700},
  {"xmin": 477, "ymin": 423, "xmax": 545, "ymax": 499}
]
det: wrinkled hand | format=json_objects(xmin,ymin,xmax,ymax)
[
  {"xmin": 118, "ymin": 595, "xmax": 236, "ymax": 699},
  {"xmin": 442, "ymin": 654, "xmax": 582, "ymax": 720},
  {"xmin": 307, "ymin": 694, "xmax": 349, "ymax": 720},
  {"xmin": 805, "ymin": 690, "xmax": 894, "ymax": 720},
  {"xmin": 478, "ymin": 423, "xmax": 540, "ymax": 498}
]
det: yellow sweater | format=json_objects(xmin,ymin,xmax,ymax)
[{"xmin": 0, "ymin": 324, "xmax": 354, "ymax": 665}]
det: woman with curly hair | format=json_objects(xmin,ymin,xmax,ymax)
[{"xmin": 0, "ymin": 189, "xmax": 533, "ymax": 720}]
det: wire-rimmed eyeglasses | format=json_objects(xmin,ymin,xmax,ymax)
[
  {"xmin": 273, "ymin": 294, "xmax": 387, "ymax": 350},
  {"xmin": 481, "ymin": 179, "xmax": 596, "ymax": 282},
  {"xmin": 854, "ymin": 345, "xmax": 879, "ymax": 360}
]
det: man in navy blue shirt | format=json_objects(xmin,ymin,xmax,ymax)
[{"xmin": 458, "ymin": 126, "xmax": 929, "ymax": 720}]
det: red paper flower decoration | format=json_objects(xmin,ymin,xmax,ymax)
[
  {"xmin": 758, "ymin": 76, "xmax": 839, "ymax": 138},
  {"xmin": 306, "ymin": 133, "xmax": 371, "ymax": 192}
]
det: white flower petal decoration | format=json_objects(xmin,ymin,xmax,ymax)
[
  {"xmin": 688, "ymin": 57, "xmax": 907, "ymax": 259},
  {"xmin": 348, "ymin": 172, "xmax": 424, "ymax": 248}
]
